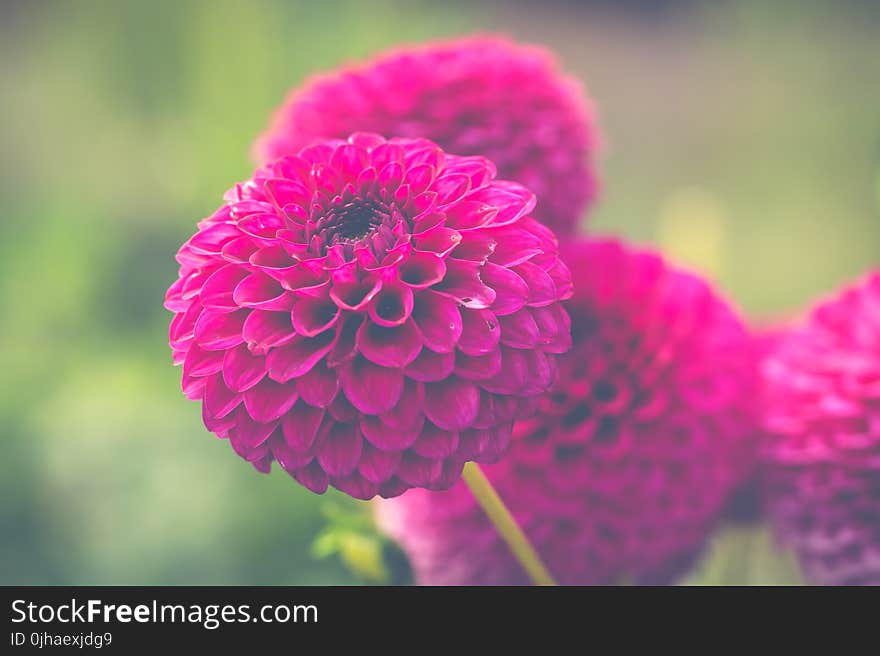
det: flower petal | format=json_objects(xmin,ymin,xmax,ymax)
[
  {"xmin": 424, "ymin": 378, "xmax": 480, "ymax": 431},
  {"xmin": 203, "ymin": 374, "xmax": 242, "ymax": 419},
  {"xmin": 498, "ymin": 309, "xmax": 540, "ymax": 349},
  {"xmin": 514, "ymin": 261, "xmax": 558, "ymax": 307},
  {"xmin": 242, "ymin": 309, "xmax": 296, "ymax": 353},
  {"xmin": 194, "ymin": 310, "xmax": 247, "ymax": 351},
  {"xmin": 182, "ymin": 345, "xmax": 225, "ymax": 379},
  {"xmin": 243, "ymin": 378, "xmax": 299, "ymax": 423},
  {"xmin": 291, "ymin": 296, "xmax": 341, "ymax": 337},
  {"xmin": 378, "ymin": 379, "xmax": 425, "ymax": 430},
  {"xmin": 453, "ymin": 231, "xmax": 497, "ymax": 264},
  {"xmin": 368, "ymin": 282, "xmax": 414, "ymax": 327},
  {"xmin": 403, "ymin": 348, "xmax": 456, "ymax": 382},
  {"xmin": 339, "ymin": 357, "xmax": 403, "ymax": 414},
  {"xmin": 411, "ymin": 291, "xmax": 463, "ymax": 353},
  {"xmin": 433, "ymin": 259, "xmax": 496, "ymax": 308},
  {"xmin": 326, "ymin": 313, "xmax": 362, "ymax": 367},
  {"xmin": 281, "ymin": 402, "xmax": 325, "ymax": 452},
  {"xmin": 356, "ymin": 319, "xmax": 422, "ymax": 368},
  {"xmin": 269, "ymin": 432, "xmax": 314, "ymax": 472},
  {"xmin": 221, "ymin": 236, "xmax": 260, "ymax": 264},
  {"xmin": 230, "ymin": 409, "xmax": 278, "ymax": 455},
  {"xmin": 403, "ymin": 163, "xmax": 436, "ymax": 195},
  {"xmin": 169, "ymin": 303, "xmax": 201, "ymax": 349},
  {"xmin": 292, "ymin": 460, "xmax": 329, "ymax": 494},
  {"xmin": 331, "ymin": 473, "xmax": 378, "ymax": 500},
  {"xmin": 412, "ymin": 423, "xmax": 459, "ymax": 459},
  {"xmin": 237, "ymin": 211, "xmax": 285, "ymax": 242},
  {"xmin": 433, "ymin": 459, "xmax": 466, "ymax": 490},
  {"xmin": 330, "ymin": 143, "xmax": 369, "ymax": 181},
  {"xmin": 444, "ymin": 200, "xmax": 498, "ymax": 231},
  {"xmin": 201, "ymin": 396, "xmax": 236, "ymax": 434},
  {"xmin": 263, "ymin": 179, "xmax": 311, "ymax": 211},
  {"xmin": 458, "ymin": 308, "xmax": 500, "ymax": 356},
  {"xmin": 433, "ymin": 173, "xmax": 471, "ymax": 206},
  {"xmin": 222, "ymin": 343, "xmax": 267, "ymax": 392},
  {"xmin": 378, "ymin": 478, "xmax": 409, "ymax": 499},
  {"xmin": 330, "ymin": 277, "xmax": 383, "ymax": 312},
  {"xmin": 296, "ymin": 362, "xmax": 340, "ymax": 408},
  {"xmin": 396, "ymin": 453, "xmax": 443, "ymax": 488},
  {"xmin": 399, "ymin": 251, "xmax": 446, "ymax": 289},
  {"xmin": 469, "ymin": 182, "xmax": 535, "ymax": 227},
  {"xmin": 266, "ymin": 330, "xmax": 337, "ymax": 382},
  {"xmin": 328, "ymin": 394, "xmax": 360, "ymax": 423},
  {"xmin": 233, "ymin": 272, "xmax": 292, "ymax": 311},
  {"xmin": 455, "ymin": 349, "xmax": 502, "ymax": 380},
  {"xmin": 360, "ymin": 414, "xmax": 423, "ymax": 452},
  {"xmin": 413, "ymin": 224, "xmax": 461, "ymax": 257},
  {"xmin": 488, "ymin": 225, "xmax": 544, "ymax": 267},
  {"xmin": 316, "ymin": 421, "xmax": 362, "ymax": 477},
  {"xmin": 531, "ymin": 303, "xmax": 571, "ymax": 353},
  {"xmin": 482, "ymin": 262, "xmax": 528, "ymax": 316},
  {"xmin": 188, "ymin": 222, "xmax": 240, "ymax": 255},
  {"xmin": 358, "ymin": 444, "xmax": 403, "ymax": 484}
]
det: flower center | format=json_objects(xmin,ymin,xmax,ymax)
[
  {"xmin": 308, "ymin": 197, "xmax": 406, "ymax": 260},
  {"xmin": 332, "ymin": 201, "xmax": 385, "ymax": 241}
]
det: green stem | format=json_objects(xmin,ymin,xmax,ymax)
[{"xmin": 461, "ymin": 461, "xmax": 557, "ymax": 586}]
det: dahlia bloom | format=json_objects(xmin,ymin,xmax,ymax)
[
  {"xmin": 254, "ymin": 35, "xmax": 599, "ymax": 236},
  {"xmin": 377, "ymin": 239, "xmax": 756, "ymax": 584},
  {"xmin": 761, "ymin": 272, "xmax": 880, "ymax": 585},
  {"xmin": 165, "ymin": 133, "xmax": 572, "ymax": 499}
]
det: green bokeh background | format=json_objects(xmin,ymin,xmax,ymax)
[{"xmin": 1, "ymin": 0, "xmax": 877, "ymax": 585}]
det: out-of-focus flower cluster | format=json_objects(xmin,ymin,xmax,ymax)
[{"xmin": 165, "ymin": 33, "xmax": 879, "ymax": 585}]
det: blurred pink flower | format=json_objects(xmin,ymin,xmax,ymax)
[
  {"xmin": 165, "ymin": 133, "xmax": 572, "ymax": 499},
  {"xmin": 254, "ymin": 35, "xmax": 600, "ymax": 236},
  {"xmin": 761, "ymin": 272, "xmax": 880, "ymax": 585},
  {"xmin": 377, "ymin": 239, "xmax": 757, "ymax": 584}
]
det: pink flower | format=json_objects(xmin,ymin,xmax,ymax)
[
  {"xmin": 761, "ymin": 272, "xmax": 880, "ymax": 585},
  {"xmin": 165, "ymin": 133, "xmax": 572, "ymax": 499},
  {"xmin": 254, "ymin": 35, "xmax": 600, "ymax": 236},
  {"xmin": 377, "ymin": 239, "xmax": 756, "ymax": 584}
]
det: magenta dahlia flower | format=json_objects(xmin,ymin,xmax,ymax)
[
  {"xmin": 761, "ymin": 272, "xmax": 880, "ymax": 585},
  {"xmin": 254, "ymin": 35, "xmax": 599, "ymax": 236},
  {"xmin": 165, "ymin": 133, "xmax": 572, "ymax": 499},
  {"xmin": 377, "ymin": 239, "xmax": 757, "ymax": 584}
]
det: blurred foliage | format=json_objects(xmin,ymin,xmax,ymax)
[
  {"xmin": 0, "ymin": 0, "xmax": 877, "ymax": 585},
  {"xmin": 312, "ymin": 502, "xmax": 413, "ymax": 585},
  {"xmin": 683, "ymin": 525, "xmax": 805, "ymax": 586},
  {"xmin": 875, "ymin": 152, "xmax": 880, "ymax": 215}
]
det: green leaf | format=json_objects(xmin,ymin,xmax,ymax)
[
  {"xmin": 311, "ymin": 500, "xmax": 413, "ymax": 585},
  {"xmin": 682, "ymin": 524, "xmax": 806, "ymax": 586}
]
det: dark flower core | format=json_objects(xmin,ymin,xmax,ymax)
[
  {"xmin": 332, "ymin": 201, "xmax": 387, "ymax": 240},
  {"xmin": 311, "ymin": 197, "xmax": 403, "ymax": 258}
]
